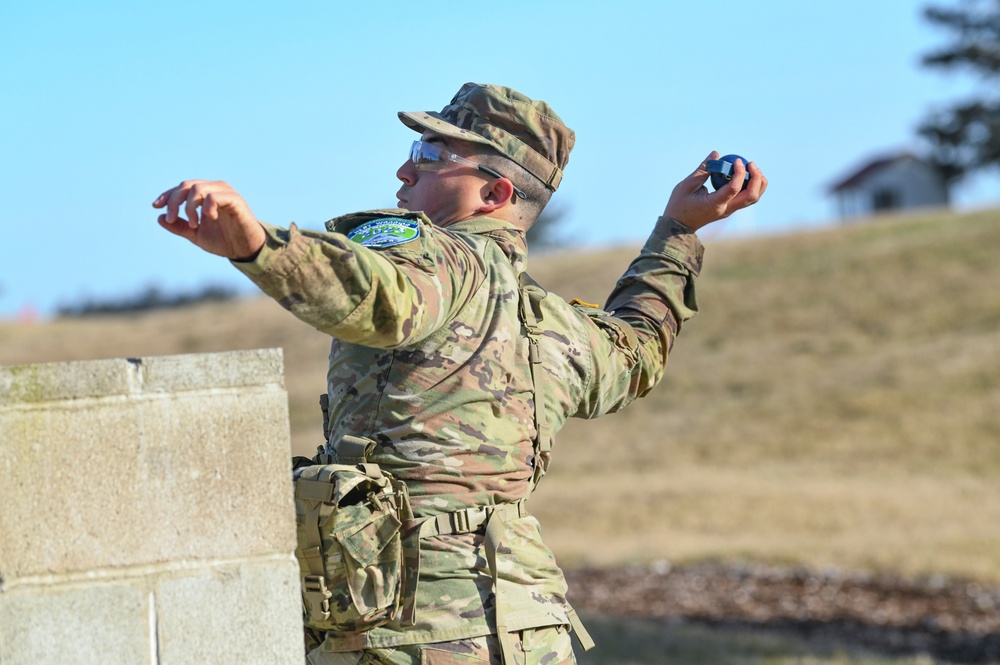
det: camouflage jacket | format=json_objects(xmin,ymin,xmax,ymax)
[{"xmin": 232, "ymin": 210, "xmax": 703, "ymax": 649}]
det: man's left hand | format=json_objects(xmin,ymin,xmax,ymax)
[{"xmin": 664, "ymin": 151, "xmax": 768, "ymax": 231}]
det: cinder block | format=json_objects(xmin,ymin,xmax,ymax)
[
  {"xmin": 137, "ymin": 348, "xmax": 286, "ymax": 394},
  {"xmin": 128, "ymin": 387, "xmax": 296, "ymax": 561},
  {"xmin": 1, "ymin": 400, "xmax": 143, "ymax": 576},
  {"xmin": 0, "ymin": 349, "xmax": 296, "ymax": 579},
  {"xmin": 0, "ymin": 349, "xmax": 285, "ymax": 406},
  {"xmin": 155, "ymin": 557, "xmax": 304, "ymax": 664},
  {"xmin": 0, "ymin": 580, "xmax": 151, "ymax": 665},
  {"xmin": 0, "ymin": 356, "xmax": 133, "ymax": 405}
]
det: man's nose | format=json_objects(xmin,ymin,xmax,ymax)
[{"xmin": 396, "ymin": 159, "xmax": 417, "ymax": 184}]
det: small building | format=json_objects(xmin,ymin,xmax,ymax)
[{"xmin": 829, "ymin": 152, "xmax": 950, "ymax": 220}]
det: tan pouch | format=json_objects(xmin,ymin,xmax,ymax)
[{"xmin": 294, "ymin": 461, "xmax": 411, "ymax": 633}]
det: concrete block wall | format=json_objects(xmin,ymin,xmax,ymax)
[{"xmin": 0, "ymin": 349, "xmax": 304, "ymax": 664}]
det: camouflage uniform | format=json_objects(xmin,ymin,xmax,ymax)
[{"xmin": 230, "ymin": 84, "xmax": 704, "ymax": 663}]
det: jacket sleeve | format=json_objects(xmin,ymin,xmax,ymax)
[
  {"xmin": 230, "ymin": 219, "xmax": 486, "ymax": 348},
  {"xmin": 573, "ymin": 215, "xmax": 703, "ymax": 417}
]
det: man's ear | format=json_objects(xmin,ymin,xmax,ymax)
[{"xmin": 477, "ymin": 178, "xmax": 515, "ymax": 213}]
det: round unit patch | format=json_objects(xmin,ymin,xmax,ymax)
[{"xmin": 347, "ymin": 217, "xmax": 420, "ymax": 249}]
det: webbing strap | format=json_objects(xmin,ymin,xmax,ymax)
[
  {"xmin": 566, "ymin": 607, "xmax": 595, "ymax": 651},
  {"xmin": 319, "ymin": 394, "xmax": 331, "ymax": 442},
  {"xmin": 355, "ymin": 462, "xmax": 384, "ymax": 480},
  {"xmin": 515, "ymin": 274, "xmax": 595, "ymax": 655},
  {"xmin": 297, "ymin": 478, "xmax": 335, "ymax": 503},
  {"xmin": 412, "ymin": 501, "xmax": 529, "ymax": 540},
  {"xmin": 300, "ymin": 501, "xmax": 326, "ymax": 576},
  {"xmin": 484, "ymin": 510, "xmax": 516, "ymax": 665},
  {"xmin": 335, "ymin": 435, "xmax": 375, "ymax": 464},
  {"xmin": 518, "ymin": 273, "xmax": 551, "ymax": 489},
  {"xmin": 527, "ymin": 338, "xmax": 550, "ymax": 455},
  {"xmin": 300, "ymin": 500, "xmax": 333, "ymax": 621}
]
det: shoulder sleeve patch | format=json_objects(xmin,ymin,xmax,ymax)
[{"xmin": 347, "ymin": 217, "xmax": 420, "ymax": 249}]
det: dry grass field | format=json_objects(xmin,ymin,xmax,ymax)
[{"xmin": 3, "ymin": 207, "xmax": 999, "ymax": 589}]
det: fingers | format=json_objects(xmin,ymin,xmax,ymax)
[
  {"xmin": 157, "ymin": 213, "xmax": 195, "ymax": 240},
  {"xmin": 730, "ymin": 160, "xmax": 767, "ymax": 207},
  {"xmin": 152, "ymin": 180, "xmax": 231, "ymax": 229},
  {"xmin": 711, "ymin": 160, "xmax": 767, "ymax": 217},
  {"xmin": 184, "ymin": 188, "xmax": 202, "ymax": 229},
  {"xmin": 673, "ymin": 151, "xmax": 718, "ymax": 198},
  {"xmin": 746, "ymin": 161, "xmax": 768, "ymax": 200},
  {"xmin": 151, "ymin": 180, "xmax": 198, "ymax": 226},
  {"xmin": 697, "ymin": 151, "xmax": 720, "ymax": 176},
  {"xmin": 151, "ymin": 188, "xmax": 185, "ymax": 225},
  {"xmin": 202, "ymin": 192, "xmax": 222, "ymax": 224},
  {"xmin": 703, "ymin": 158, "xmax": 746, "ymax": 213},
  {"xmin": 690, "ymin": 151, "xmax": 718, "ymax": 185}
]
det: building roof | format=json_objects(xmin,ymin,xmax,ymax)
[{"xmin": 828, "ymin": 152, "xmax": 919, "ymax": 193}]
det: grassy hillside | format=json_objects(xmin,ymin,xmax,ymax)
[{"xmin": 3, "ymin": 207, "xmax": 998, "ymax": 583}]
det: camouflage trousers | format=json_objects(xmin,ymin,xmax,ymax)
[{"xmin": 305, "ymin": 625, "xmax": 576, "ymax": 665}]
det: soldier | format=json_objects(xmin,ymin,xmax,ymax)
[{"xmin": 153, "ymin": 83, "xmax": 767, "ymax": 665}]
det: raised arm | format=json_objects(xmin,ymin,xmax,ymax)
[{"xmin": 574, "ymin": 152, "xmax": 767, "ymax": 416}]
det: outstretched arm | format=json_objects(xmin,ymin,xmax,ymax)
[{"xmin": 153, "ymin": 179, "xmax": 485, "ymax": 347}]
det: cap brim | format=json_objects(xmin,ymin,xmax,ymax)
[{"xmin": 398, "ymin": 111, "xmax": 495, "ymax": 149}]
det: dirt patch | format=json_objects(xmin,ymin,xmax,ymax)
[{"xmin": 566, "ymin": 563, "xmax": 1000, "ymax": 663}]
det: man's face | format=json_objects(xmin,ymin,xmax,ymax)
[{"xmin": 395, "ymin": 131, "xmax": 491, "ymax": 226}]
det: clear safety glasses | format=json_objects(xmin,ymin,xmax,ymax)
[{"xmin": 408, "ymin": 141, "xmax": 527, "ymax": 200}]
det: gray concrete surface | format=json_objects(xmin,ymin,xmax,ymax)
[{"xmin": 0, "ymin": 349, "xmax": 304, "ymax": 665}]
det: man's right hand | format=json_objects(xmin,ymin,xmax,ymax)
[
  {"xmin": 153, "ymin": 180, "xmax": 267, "ymax": 261},
  {"xmin": 663, "ymin": 151, "xmax": 768, "ymax": 232}
]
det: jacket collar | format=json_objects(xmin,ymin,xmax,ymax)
[{"xmin": 446, "ymin": 217, "xmax": 528, "ymax": 273}]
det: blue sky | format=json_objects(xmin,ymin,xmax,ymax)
[{"xmin": 1, "ymin": 1, "xmax": 997, "ymax": 319}]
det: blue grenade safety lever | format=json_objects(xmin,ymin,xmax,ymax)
[{"xmin": 706, "ymin": 154, "xmax": 750, "ymax": 191}]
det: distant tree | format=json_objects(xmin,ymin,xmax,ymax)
[
  {"xmin": 526, "ymin": 201, "xmax": 571, "ymax": 251},
  {"xmin": 57, "ymin": 284, "xmax": 239, "ymax": 318},
  {"xmin": 918, "ymin": 0, "xmax": 1000, "ymax": 183}
]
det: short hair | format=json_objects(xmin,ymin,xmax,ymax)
[{"xmin": 472, "ymin": 146, "xmax": 552, "ymax": 228}]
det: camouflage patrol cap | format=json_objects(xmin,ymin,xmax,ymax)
[{"xmin": 399, "ymin": 83, "xmax": 575, "ymax": 192}]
